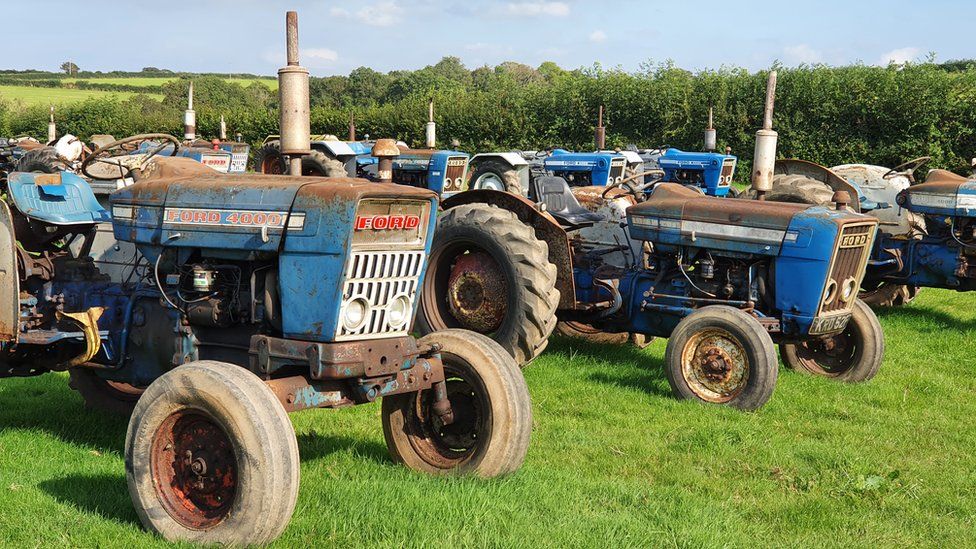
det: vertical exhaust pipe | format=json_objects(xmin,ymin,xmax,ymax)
[
  {"xmin": 184, "ymin": 81, "xmax": 196, "ymax": 141},
  {"xmin": 278, "ymin": 11, "xmax": 311, "ymax": 176},
  {"xmin": 425, "ymin": 99, "xmax": 436, "ymax": 148},
  {"xmin": 704, "ymin": 106, "xmax": 716, "ymax": 152},
  {"xmin": 348, "ymin": 113, "xmax": 356, "ymax": 141},
  {"xmin": 594, "ymin": 105, "xmax": 606, "ymax": 150},
  {"xmin": 372, "ymin": 139, "xmax": 400, "ymax": 183},
  {"xmin": 219, "ymin": 115, "xmax": 227, "ymax": 141},
  {"xmin": 751, "ymin": 71, "xmax": 778, "ymax": 200},
  {"xmin": 47, "ymin": 106, "xmax": 56, "ymax": 144}
]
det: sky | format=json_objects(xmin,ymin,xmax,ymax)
[{"xmin": 7, "ymin": 0, "xmax": 973, "ymax": 76}]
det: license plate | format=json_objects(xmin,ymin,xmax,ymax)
[
  {"xmin": 230, "ymin": 153, "xmax": 248, "ymax": 173},
  {"xmin": 809, "ymin": 313, "xmax": 851, "ymax": 335}
]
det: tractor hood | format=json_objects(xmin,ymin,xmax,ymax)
[
  {"xmin": 897, "ymin": 170, "xmax": 976, "ymax": 218},
  {"xmin": 110, "ymin": 164, "xmax": 438, "ymax": 262}
]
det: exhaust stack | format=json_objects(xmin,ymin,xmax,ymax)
[
  {"xmin": 704, "ymin": 107, "xmax": 716, "ymax": 152},
  {"xmin": 425, "ymin": 100, "xmax": 436, "ymax": 148},
  {"xmin": 751, "ymin": 71, "xmax": 778, "ymax": 200},
  {"xmin": 278, "ymin": 11, "xmax": 311, "ymax": 176},
  {"xmin": 348, "ymin": 113, "xmax": 356, "ymax": 141},
  {"xmin": 184, "ymin": 81, "xmax": 196, "ymax": 141},
  {"xmin": 219, "ymin": 115, "xmax": 227, "ymax": 140},
  {"xmin": 47, "ymin": 106, "xmax": 56, "ymax": 143},
  {"xmin": 594, "ymin": 105, "xmax": 606, "ymax": 150}
]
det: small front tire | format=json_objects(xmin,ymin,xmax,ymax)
[
  {"xmin": 126, "ymin": 361, "xmax": 300, "ymax": 545},
  {"xmin": 780, "ymin": 299, "xmax": 885, "ymax": 382},
  {"xmin": 665, "ymin": 307, "xmax": 778, "ymax": 411},
  {"xmin": 381, "ymin": 329, "xmax": 532, "ymax": 477}
]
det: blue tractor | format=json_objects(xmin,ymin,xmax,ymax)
[
  {"xmin": 0, "ymin": 142, "xmax": 531, "ymax": 544},
  {"xmin": 256, "ymin": 135, "xmax": 470, "ymax": 196},
  {"xmin": 764, "ymin": 157, "xmax": 976, "ymax": 309},
  {"xmin": 465, "ymin": 148, "xmax": 643, "ymax": 196}
]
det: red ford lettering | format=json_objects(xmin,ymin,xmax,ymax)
[{"xmin": 355, "ymin": 215, "xmax": 422, "ymax": 231}]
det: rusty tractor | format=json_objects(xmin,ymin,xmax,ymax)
[
  {"xmin": 418, "ymin": 71, "xmax": 887, "ymax": 410},
  {"xmin": 0, "ymin": 13, "xmax": 531, "ymax": 545}
]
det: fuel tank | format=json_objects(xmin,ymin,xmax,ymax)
[{"xmin": 897, "ymin": 170, "xmax": 976, "ymax": 218}]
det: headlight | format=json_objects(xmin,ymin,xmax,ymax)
[
  {"xmin": 387, "ymin": 294, "xmax": 412, "ymax": 329},
  {"xmin": 822, "ymin": 279, "xmax": 838, "ymax": 306},
  {"xmin": 343, "ymin": 297, "xmax": 370, "ymax": 332},
  {"xmin": 840, "ymin": 278, "xmax": 857, "ymax": 303}
]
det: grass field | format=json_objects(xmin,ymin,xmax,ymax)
[
  {"xmin": 61, "ymin": 77, "xmax": 277, "ymax": 89},
  {"xmin": 0, "ymin": 85, "xmax": 163, "ymax": 106},
  {"xmin": 0, "ymin": 289, "xmax": 974, "ymax": 547}
]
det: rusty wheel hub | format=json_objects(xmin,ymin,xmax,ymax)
[
  {"xmin": 446, "ymin": 252, "xmax": 508, "ymax": 334},
  {"xmin": 407, "ymin": 364, "xmax": 488, "ymax": 469},
  {"xmin": 796, "ymin": 331, "xmax": 856, "ymax": 375},
  {"xmin": 151, "ymin": 411, "xmax": 237, "ymax": 530},
  {"xmin": 681, "ymin": 329, "xmax": 749, "ymax": 403}
]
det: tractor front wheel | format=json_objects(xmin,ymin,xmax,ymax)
[
  {"xmin": 780, "ymin": 299, "xmax": 885, "ymax": 382},
  {"xmin": 126, "ymin": 361, "xmax": 300, "ymax": 545},
  {"xmin": 665, "ymin": 306, "xmax": 778, "ymax": 411},
  {"xmin": 381, "ymin": 329, "xmax": 531, "ymax": 477},
  {"xmin": 417, "ymin": 203, "xmax": 559, "ymax": 366}
]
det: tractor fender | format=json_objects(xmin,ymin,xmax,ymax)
[
  {"xmin": 469, "ymin": 152, "xmax": 529, "ymax": 169},
  {"xmin": 440, "ymin": 189, "xmax": 576, "ymax": 310},
  {"xmin": 0, "ymin": 201, "xmax": 18, "ymax": 342},
  {"xmin": 774, "ymin": 159, "xmax": 862, "ymax": 213}
]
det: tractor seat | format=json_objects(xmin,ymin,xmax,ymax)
[
  {"xmin": 533, "ymin": 176, "xmax": 606, "ymax": 227},
  {"xmin": 7, "ymin": 171, "xmax": 109, "ymax": 225}
]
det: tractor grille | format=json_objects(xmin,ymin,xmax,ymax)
[
  {"xmin": 443, "ymin": 156, "xmax": 468, "ymax": 193},
  {"xmin": 335, "ymin": 250, "xmax": 426, "ymax": 340},
  {"xmin": 609, "ymin": 158, "xmax": 627, "ymax": 183},
  {"xmin": 819, "ymin": 222, "xmax": 876, "ymax": 314},
  {"xmin": 720, "ymin": 158, "xmax": 736, "ymax": 187}
]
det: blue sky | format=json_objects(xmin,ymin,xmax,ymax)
[{"xmin": 9, "ymin": 1, "xmax": 972, "ymax": 75}]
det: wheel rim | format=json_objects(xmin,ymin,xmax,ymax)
[
  {"xmin": 150, "ymin": 410, "xmax": 237, "ymax": 530},
  {"xmin": 791, "ymin": 324, "xmax": 860, "ymax": 376},
  {"xmin": 680, "ymin": 328, "xmax": 750, "ymax": 403},
  {"xmin": 423, "ymin": 242, "xmax": 509, "ymax": 335},
  {"xmin": 405, "ymin": 360, "xmax": 491, "ymax": 469},
  {"xmin": 474, "ymin": 172, "xmax": 504, "ymax": 191}
]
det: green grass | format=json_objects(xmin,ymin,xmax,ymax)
[
  {"xmin": 1, "ymin": 289, "xmax": 974, "ymax": 547},
  {"xmin": 0, "ymin": 85, "xmax": 162, "ymax": 106},
  {"xmin": 61, "ymin": 77, "xmax": 278, "ymax": 90}
]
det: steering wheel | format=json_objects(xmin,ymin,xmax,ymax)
[
  {"xmin": 883, "ymin": 156, "xmax": 931, "ymax": 180},
  {"xmin": 81, "ymin": 133, "xmax": 180, "ymax": 181},
  {"xmin": 601, "ymin": 170, "xmax": 658, "ymax": 200}
]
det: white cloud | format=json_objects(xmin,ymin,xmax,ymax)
[
  {"xmin": 589, "ymin": 30, "xmax": 607, "ymax": 44},
  {"xmin": 783, "ymin": 44, "xmax": 823, "ymax": 65},
  {"xmin": 303, "ymin": 48, "xmax": 339, "ymax": 63},
  {"xmin": 330, "ymin": 1, "xmax": 403, "ymax": 27},
  {"xmin": 505, "ymin": 2, "xmax": 570, "ymax": 17},
  {"xmin": 879, "ymin": 47, "xmax": 921, "ymax": 65}
]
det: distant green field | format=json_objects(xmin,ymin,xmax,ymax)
[
  {"xmin": 62, "ymin": 77, "xmax": 278, "ymax": 90},
  {"xmin": 0, "ymin": 85, "xmax": 162, "ymax": 106}
]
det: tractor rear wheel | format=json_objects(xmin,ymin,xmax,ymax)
[
  {"xmin": 779, "ymin": 299, "xmax": 885, "ymax": 382},
  {"xmin": 468, "ymin": 159, "xmax": 524, "ymax": 196},
  {"xmin": 126, "ymin": 361, "xmax": 299, "ymax": 545},
  {"xmin": 417, "ymin": 204, "xmax": 559, "ymax": 366},
  {"xmin": 16, "ymin": 146, "xmax": 68, "ymax": 173},
  {"xmin": 253, "ymin": 141, "xmax": 286, "ymax": 174},
  {"xmin": 665, "ymin": 306, "xmax": 777, "ymax": 411},
  {"xmin": 302, "ymin": 149, "xmax": 347, "ymax": 177},
  {"xmin": 764, "ymin": 174, "xmax": 919, "ymax": 308},
  {"xmin": 68, "ymin": 368, "xmax": 143, "ymax": 416},
  {"xmin": 381, "ymin": 329, "xmax": 531, "ymax": 477}
]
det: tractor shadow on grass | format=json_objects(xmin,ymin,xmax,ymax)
[
  {"xmin": 39, "ymin": 474, "xmax": 139, "ymax": 526},
  {"xmin": 874, "ymin": 304, "xmax": 976, "ymax": 331},
  {"xmin": 0, "ymin": 376, "xmax": 129, "ymax": 455},
  {"xmin": 545, "ymin": 336, "xmax": 673, "ymax": 399},
  {"xmin": 296, "ymin": 432, "xmax": 390, "ymax": 465}
]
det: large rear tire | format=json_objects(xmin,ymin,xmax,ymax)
[
  {"xmin": 665, "ymin": 307, "xmax": 778, "ymax": 411},
  {"xmin": 126, "ymin": 361, "xmax": 300, "ymax": 545},
  {"xmin": 302, "ymin": 149, "xmax": 347, "ymax": 177},
  {"xmin": 381, "ymin": 329, "xmax": 531, "ymax": 477},
  {"xmin": 68, "ymin": 368, "xmax": 143, "ymax": 416},
  {"xmin": 16, "ymin": 146, "xmax": 68, "ymax": 173},
  {"xmin": 417, "ymin": 204, "xmax": 559, "ymax": 366},
  {"xmin": 764, "ymin": 174, "xmax": 919, "ymax": 308},
  {"xmin": 779, "ymin": 299, "xmax": 885, "ymax": 382},
  {"xmin": 253, "ymin": 141, "xmax": 286, "ymax": 174},
  {"xmin": 468, "ymin": 159, "xmax": 524, "ymax": 196}
]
